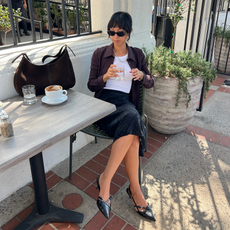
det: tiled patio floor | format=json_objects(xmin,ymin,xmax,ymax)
[{"xmin": 1, "ymin": 73, "xmax": 230, "ymax": 230}]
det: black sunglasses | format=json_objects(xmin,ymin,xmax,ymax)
[{"xmin": 107, "ymin": 30, "xmax": 128, "ymax": 37}]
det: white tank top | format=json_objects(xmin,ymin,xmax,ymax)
[{"xmin": 104, "ymin": 54, "xmax": 132, "ymax": 93}]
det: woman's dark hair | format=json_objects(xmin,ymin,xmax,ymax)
[{"xmin": 107, "ymin": 11, "xmax": 132, "ymax": 40}]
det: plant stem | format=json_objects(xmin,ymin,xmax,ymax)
[{"xmin": 171, "ymin": 26, "xmax": 176, "ymax": 60}]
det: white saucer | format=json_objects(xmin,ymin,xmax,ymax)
[{"xmin": 41, "ymin": 95, "xmax": 68, "ymax": 105}]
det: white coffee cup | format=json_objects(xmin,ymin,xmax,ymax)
[{"xmin": 45, "ymin": 85, "xmax": 67, "ymax": 101}]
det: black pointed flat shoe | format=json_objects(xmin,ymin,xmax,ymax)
[
  {"xmin": 126, "ymin": 187, "xmax": 156, "ymax": 221},
  {"xmin": 97, "ymin": 196, "xmax": 111, "ymax": 219},
  {"xmin": 96, "ymin": 175, "xmax": 111, "ymax": 219}
]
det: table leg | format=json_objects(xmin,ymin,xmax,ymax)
[{"xmin": 14, "ymin": 152, "xmax": 84, "ymax": 230}]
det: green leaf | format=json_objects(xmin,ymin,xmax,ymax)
[{"xmin": 142, "ymin": 45, "xmax": 217, "ymax": 108}]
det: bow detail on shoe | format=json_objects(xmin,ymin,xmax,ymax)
[{"xmin": 126, "ymin": 186, "xmax": 156, "ymax": 221}]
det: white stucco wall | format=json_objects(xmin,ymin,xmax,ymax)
[{"xmin": 0, "ymin": 0, "xmax": 154, "ymax": 202}]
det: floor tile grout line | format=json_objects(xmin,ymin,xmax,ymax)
[
  {"xmin": 47, "ymin": 178, "xmax": 64, "ymax": 192},
  {"xmin": 200, "ymin": 128, "xmax": 212, "ymax": 140},
  {"xmin": 99, "ymin": 212, "xmax": 116, "ymax": 230},
  {"xmin": 219, "ymin": 135, "xmax": 230, "ymax": 148},
  {"xmin": 68, "ymin": 170, "xmax": 99, "ymax": 185},
  {"xmin": 147, "ymin": 136, "xmax": 166, "ymax": 144},
  {"xmin": 71, "ymin": 168, "xmax": 124, "ymax": 194},
  {"xmin": 89, "ymin": 156, "xmax": 125, "ymax": 169},
  {"xmin": 83, "ymin": 179, "xmax": 97, "ymax": 194},
  {"xmin": 187, "ymin": 126, "xmax": 230, "ymax": 147},
  {"xmin": 121, "ymin": 222, "xmax": 138, "ymax": 230},
  {"xmin": 147, "ymin": 143, "xmax": 160, "ymax": 151},
  {"xmin": 92, "ymin": 154, "xmax": 126, "ymax": 167},
  {"xmin": 141, "ymin": 135, "xmax": 174, "ymax": 166},
  {"xmin": 15, "ymin": 216, "xmax": 21, "ymax": 223},
  {"xmin": 90, "ymin": 158, "xmax": 109, "ymax": 168},
  {"xmin": 82, "ymin": 163, "xmax": 105, "ymax": 176},
  {"xmin": 99, "ymin": 152, "xmax": 110, "ymax": 159},
  {"xmin": 185, "ymin": 124, "xmax": 194, "ymax": 133},
  {"xmin": 106, "ymin": 208, "xmax": 139, "ymax": 230},
  {"xmin": 216, "ymin": 133, "xmax": 224, "ymax": 145},
  {"xmin": 71, "ymin": 158, "xmax": 129, "ymax": 184},
  {"xmin": 45, "ymin": 171, "xmax": 55, "ymax": 180},
  {"xmin": 146, "ymin": 147, "xmax": 159, "ymax": 155},
  {"xmin": 74, "ymin": 164, "xmax": 101, "ymax": 177}
]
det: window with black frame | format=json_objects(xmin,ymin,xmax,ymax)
[{"xmin": 0, "ymin": 0, "xmax": 100, "ymax": 49}]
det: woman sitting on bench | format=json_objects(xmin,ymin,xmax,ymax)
[{"xmin": 87, "ymin": 11, "xmax": 155, "ymax": 221}]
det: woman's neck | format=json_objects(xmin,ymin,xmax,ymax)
[{"xmin": 113, "ymin": 44, "xmax": 128, "ymax": 56}]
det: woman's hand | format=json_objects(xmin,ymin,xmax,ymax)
[
  {"xmin": 130, "ymin": 68, "xmax": 143, "ymax": 81},
  {"xmin": 103, "ymin": 64, "xmax": 118, "ymax": 82}
]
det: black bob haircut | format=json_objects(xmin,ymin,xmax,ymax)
[{"xmin": 107, "ymin": 11, "xmax": 132, "ymax": 40}]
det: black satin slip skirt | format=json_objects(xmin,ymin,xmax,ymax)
[{"xmin": 95, "ymin": 89, "xmax": 146, "ymax": 157}]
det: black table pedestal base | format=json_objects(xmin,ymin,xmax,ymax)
[
  {"xmin": 14, "ymin": 152, "xmax": 84, "ymax": 230},
  {"xmin": 14, "ymin": 203, "xmax": 84, "ymax": 230}
]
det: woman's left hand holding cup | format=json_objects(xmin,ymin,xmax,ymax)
[{"xmin": 130, "ymin": 68, "xmax": 143, "ymax": 81}]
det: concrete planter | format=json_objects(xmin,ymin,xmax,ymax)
[
  {"xmin": 144, "ymin": 76, "xmax": 203, "ymax": 134},
  {"xmin": 214, "ymin": 37, "xmax": 230, "ymax": 74}
]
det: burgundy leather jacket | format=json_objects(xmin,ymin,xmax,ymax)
[{"xmin": 88, "ymin": 43, "xmax": 154, "ymax": 110}]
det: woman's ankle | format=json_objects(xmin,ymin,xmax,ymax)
[
  {"xmin": 99, "ymin": 173, "xmax": 111, "ymax": 199},
  {"xmin": 130, "ymin": 185, "xmax": 147, "ymax": 205},
  {"xmin": 130, "ymin": 184, "xmax": 141, "ymax": 195}
]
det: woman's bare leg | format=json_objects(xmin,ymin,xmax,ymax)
[
  {"xmin": 98, "ymin": 135, "xmax": 147, "ymax": 208},
  {"xmin": 98, "ymin": 134, "xmax": 135, "ymax": 201},
  {"xmin": 124, "ymin": 136, "xmax": 147, "ymax": 208}
]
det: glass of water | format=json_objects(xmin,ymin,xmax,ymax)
[
  {"xmin": 22, "ymin": 85, "xmax": 36, "ymax": 104},
  {"xmin": 115, "ymin": 65, "xmax": 125, "ymax": 81}
]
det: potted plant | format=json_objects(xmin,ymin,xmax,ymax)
[
  {"xmin": 143, "ymin": 0, "xmax": 217, "ymax": 134},
  {"xmin": 214, "ymin": 23, "xmax": 230, "ymax": 74},
  {"xmin": 0, "ymin": 4, "xmax": 21, "ymax": 45}
]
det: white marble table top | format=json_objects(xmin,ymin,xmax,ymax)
[{"xmin": 0, "ymin": 90, "xmax": 116, "ymax": 173}]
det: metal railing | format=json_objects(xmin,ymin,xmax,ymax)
[
  {"xmin": 214, "ymin": 0, "xmax": 230, "ymax": 76},
  {"xmin": 152, "ymin": 0, "xmax": 230, "ymax": 112},
  {"xmin": 14, "ymin": 14, "xmax": 43, "ymax": 42},
  {"xmin": 0, "ymin": 0, "xmax": 101, "ymax": 49}
]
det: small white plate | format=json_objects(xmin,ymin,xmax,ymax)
[{"xmin": 41, "ymin": 95, "xmax": 68, "ymax": 105}]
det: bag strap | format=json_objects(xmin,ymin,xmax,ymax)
[
  {"xmin": 12, "ymin": 53, "xmax": 30, "ymax": 63},
  {"xmin": 42, "ymin": 44, "xmax": 76, "ymax": 63}
]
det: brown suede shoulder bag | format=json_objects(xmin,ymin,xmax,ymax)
[{"xmin": 12, "ymin": 44, "xmax": 76, "ymax": 96}]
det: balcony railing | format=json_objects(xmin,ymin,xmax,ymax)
[{"xmin": 0, "ymin": 0, "xmax": 101, "ymax": 49}]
